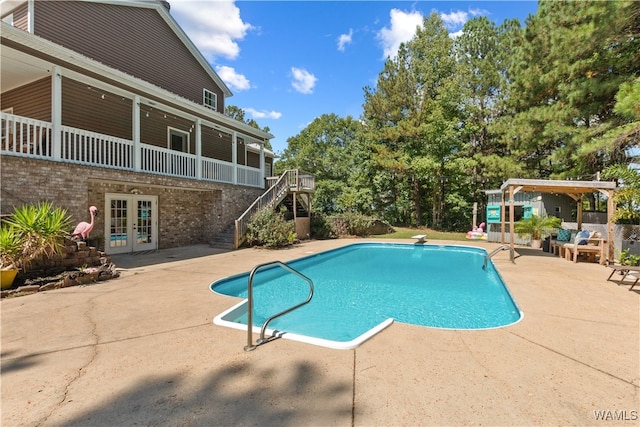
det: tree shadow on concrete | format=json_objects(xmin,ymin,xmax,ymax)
[
  {"xmin": 110, "ymin": 245, "xmax": 229, "ymax": 270},
  {"xmin": 63, "ymin": 359, "xmax": 352, "ymax": 426},
  {"xmin": 0, "ymin": 350, "xmax": 40, "ymax": 374}
]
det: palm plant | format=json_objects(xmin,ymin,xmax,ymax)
[
  {"xmin": 2, "ymin": 201, "xmax": 72, "ymax": 271},
  {"xmin": 0, "ymin": 225, "xmax": 23, "ymax": 270},
  {"xmin": 514, "ymin": 214, "xmax": 562, "ymax": 241}
]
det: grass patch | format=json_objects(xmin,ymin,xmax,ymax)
[{"xmin": 370, "ymin": 227, "xmax": 468, "ymax": 241}]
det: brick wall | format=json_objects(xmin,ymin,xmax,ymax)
[{"xmin": 1, "ymin": 156, "xmax": 263, "ymax": 250}]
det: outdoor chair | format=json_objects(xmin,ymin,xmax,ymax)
[
  {"xmin": 606, "ymin": 265, "xmax": 640, "ymax": 290},
  {"xmin": 550, "ymin": 228, "xmax": 575, "ymax": 257},
  {"xmin": 563, "ymin": 231, "xmax": 607, "ymax": 265}
]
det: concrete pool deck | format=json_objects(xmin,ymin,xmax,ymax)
[{"xmin": 1, "ymin": 239, "xmax": 638, "ymax": 426}]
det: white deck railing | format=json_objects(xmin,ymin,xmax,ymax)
[
  {"xmin": 62, "ymin": 125, "xmax": 133, "ymax": 169},
  {"xmin": 1, "ymin": 114, "xmax": 53, "ymax": 158},
  {"xmin": 1, "ymin": 113, "xmax": 263, "ymax": 188}
]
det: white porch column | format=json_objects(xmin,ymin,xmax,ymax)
[
  {"xmin": 259, "ymin": 140, "xmax": 265, "ymax": 189},
  {"xmin": 232, "ymin": 131, "xmax": 238, "ymax": 184},
  {"xmin": 132, "ymin": 95, "xmax": 141, "ymax": 171},
  {"xmin": 27, "ymin": 0, "xmax": 34, "ymax": 33},
  {"xmin": 51, "ymin": 66, "xmax": 62, "ymax": 160},
  {"xmin": 195, "ymin": 118, "xmax": 202, "ymax": 179}
]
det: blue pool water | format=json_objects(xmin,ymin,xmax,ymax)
[{"xmin": 211, "ymin": 243, "xmax": 521, "ymax": 348}]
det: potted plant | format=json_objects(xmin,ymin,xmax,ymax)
[
  {"xmin": 0, "ymin": 202, "xmax": 72, "ymax": 289},
  {"xmin": 0, "ymin": 225, "xmax": 22, "ymax": 289},
  {"xmin": 514, "ymin": 214, "xmax": 562, "ymax": 249}
]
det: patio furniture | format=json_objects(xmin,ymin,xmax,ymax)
[
  {"xmin": 550, "ymin": 229, "xmax": 575, "ymax": 257},
  {"xmin": 606, "ymin": 265, "xmax": 640, "ymax": 290},
  {"xmin": 563, "ymin": 231, "xmax": 607, "ymax": 265}
]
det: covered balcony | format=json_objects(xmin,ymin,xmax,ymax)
[{"xmin": 1, "ymin": 112, "xmax": 268, "ymax": 188}]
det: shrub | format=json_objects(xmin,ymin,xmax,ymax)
[
  {"xmin": 246, "ymin": 208, "xmax": 296, "ymax": 248},
  {"xmin": 342, "ymin": 212, "xmax": 375, "ymax": 237},
  {"xmin": 310, "ymin": 212, "xmax": 335, "ymax": 240},
  {"xmin": 2, "ymin": 201, "xmax": 72, "ymax": 271},
  {"xmin": 514, "ymin": 214, "xmax": 561, "ymax": 240},
  {"xmin": 620, "ymin": 249, "xmax": 640, "ymax": 266}
]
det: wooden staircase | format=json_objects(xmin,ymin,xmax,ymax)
[{"xmin": 210, "ymin": 170, "xmax": 315, "ymax": 250}]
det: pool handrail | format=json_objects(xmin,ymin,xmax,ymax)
[
  {"xmin": 244, "ymin": 261, "xmax": 314, "ymax": 351},
  {"xmin": 483, "ymin": 244, "xmax": 516, "ymax": 269}
]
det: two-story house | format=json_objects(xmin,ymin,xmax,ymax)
[{"xmin": 1, "ymin": 0, "xmax": 280, "ymax": 254}]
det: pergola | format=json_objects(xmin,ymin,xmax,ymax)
[{"xmin": 499, "ymin": 179, "xmax": 618, "ymax": 261}]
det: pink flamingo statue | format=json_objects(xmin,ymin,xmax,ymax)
[{"xmin": 72, "ymin": 206, "xmax": 98, "ymax": 241}]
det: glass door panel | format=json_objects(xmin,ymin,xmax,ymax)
[{"xmin": 105, "ymin": 194, "xmax": 157, "ymax": 254}]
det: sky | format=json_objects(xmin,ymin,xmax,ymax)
[{"xmin": 168, "ymin": 1, "xmax": 539, "ymax": 156}]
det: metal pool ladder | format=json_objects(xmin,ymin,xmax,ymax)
[
  {"xmin": 244, "ymin": 261, "xmax": 314, "ymax": 351},
  {"xmin": 483, "ymin": 244, "xmax": 516, "ymax": 270}
]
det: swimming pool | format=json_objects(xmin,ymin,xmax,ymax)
[{"xmin": 211, "ymin": 243, "xmax": 522, "ymax": 349}]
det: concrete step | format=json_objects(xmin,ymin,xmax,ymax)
[{"xmin": 209, "ymin": 224, "xmax": 235, "ymax": 250}]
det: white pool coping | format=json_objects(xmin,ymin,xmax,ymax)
[{"xmin": 213, "ymin": 299, "xmax": 395, "ymax": 350}]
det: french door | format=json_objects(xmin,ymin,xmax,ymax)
[{"xmin": 105, "ymin": 194, "xmax": 158, "ymax": 254}]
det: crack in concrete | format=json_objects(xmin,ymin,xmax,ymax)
[
  {"xmin": 508, "ymin": 330, "xmax": 639, "ymax": 388},
  {"xmin": 39, "ymin": 296, "xmax": 100, "ymax": 426},
  {"xmin": 351, "ymin": 349, "xmax": 356, "ymax": 427},
  {"xmin": 2, "ymin": 322, "xmax": 212, "ymax": 362}
]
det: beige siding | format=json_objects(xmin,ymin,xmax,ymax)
[{"xmin": 33, "ymin": 1, "xmax": 225, "ymax": 112}]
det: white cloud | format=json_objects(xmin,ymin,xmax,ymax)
[
  {"xmin": 215, "ymin": 65, "xmax": 251, "ymax": 91},
  {"xmin": 169, "ymin": 0, "xmax": 253, "ymax": 61},
  {"xmin": 469, "ymin": 8, "xmax": 489, "ymax": 17},
  {"xmin": 337, "ymin": 29, "xmax": 353, "ymax": 52},
  {"xmin": 449, "ymin": 29, "xmax": 464, "ymax": 40},
  {"xmin": 440, "ymin": 9, "xmax": 489, "ymax": 34},
  {"xmin": 244, "ymin": 108, "xmax": 282, "ymax": 120},
  {"xmin": 290, "ymin": 67, "xmax": 317, "ymax": 94},
  {"xmin": 440, "ymin": 10, "xmax": 469, "ymax": 28},
  {"xmin": 377, "ymin": 9, "xmax": 423, "ymax": 59}
]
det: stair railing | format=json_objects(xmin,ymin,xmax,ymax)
[{"xmin": 234, "ymin": 170, "xmax": 315, "ymax": 249}]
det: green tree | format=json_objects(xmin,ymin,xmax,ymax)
[
  {"xmin": 503, "ymin": 1, "xmax": 639, "ymax": 179},
  {"xmin": 224, "ymin": 105, "xmax": 273, "ymax": 150},
  {"xmin": 601, "ymin": 165, "xmax": 640, "ymax": 224},
  {"xmin": 455, "ymin": 17, "xmax": 525, "ymax": 226},
  {"xmin": 275, "ymin": 114, "xmax": 362, "ymax": 214},
  {"xmin": 362, "ymin": 13, "xmax": 464, "ymax": 228}
]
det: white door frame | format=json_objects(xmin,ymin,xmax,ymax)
[{"xmin": 104, "ymin": 193, "xmax": 158, "ymax": 254}]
